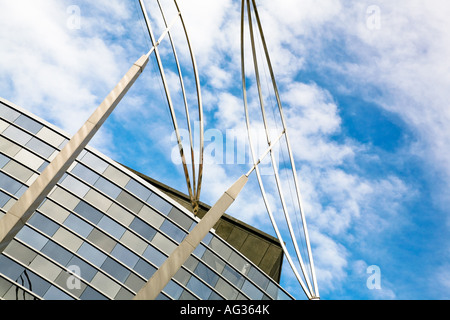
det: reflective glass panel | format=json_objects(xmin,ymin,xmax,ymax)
[
  {"xmin": 81, "ymin": 152, "xmax": 108, "ymax": 174},
  {"xmin": 77, "ymin": 242, "xmax": 107, "ymax": 267},
  {"xmin": 2, "ymin": 125, "xmax": 32, "ymax": 145},
  {"xmin": 28, "ymin": 213, "xmax": 59, "ymax": 237},
  {"xmin": 0, "ymin": 103, "xmax": 20, "ymax": 122},
  {"xmin": 111, "ymin": 243, "xmax": 139, "ymax": 269},
  {"xmin": 97, "ymin": 215, "xmax": 126, "ymax": 240},
  {"xmin": 129, "ymin": 217, "xmax": 157, "ymax": 241},
  {"xmin": 14, "ymin": 115, "xmax": 42, "ymax": 134},
  {"xmin": 71, "ymin": 163, "xmax": 99, "ymax": 185},
  {"xmin": 125, "ymin": 179, "xmax": 152, "ymax": 201},
  {"xmin": 63, "ymin": 214, "xmax": 94, "ymax": 238},
  {"xmin": 142, "ymin": 245, "xmax": 166, "ymax": 268},
  {"xmin": 94, "ymin": 177, "xmax": 121, "ymax": 199},
  {"xmin": 25, "ymin": 137, "xmax": 55, "ymax": 158},
  {"xmin": 101, "ymin": 257, "xmax": 130, "ymax": 283},
  {"xmin": 74, "ymin": 201, "xmax": 103, "ymax": 224},
  {"xmin": 186, "ymin": 276, "xmax": 211, "ymax": 300},
  {"xmin": 160, "ymin": 219, "xmax": 185, "ymax": 243}
]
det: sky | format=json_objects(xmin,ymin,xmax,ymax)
[{"xmin": 0, "ymin": 0, "xmax": 449, "ymax": 300}]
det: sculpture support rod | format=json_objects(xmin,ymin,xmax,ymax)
[
  {"xmin": 134, "ymin": 175, "xmax": 248, "ymax": 300},
  {"xmin": 0, "ymin": 54, "xmax": 149, "ymax": 254}
]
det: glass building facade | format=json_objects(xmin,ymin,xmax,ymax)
[{"xmin": 0, "ymin": 97, "xmax": 293, "ymax": 301}]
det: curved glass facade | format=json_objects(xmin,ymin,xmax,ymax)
[{"xmin": 0, "ymin": 98, "xmax": 293, "ymax": 301}]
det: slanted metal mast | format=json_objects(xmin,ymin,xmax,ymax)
[
  {"xmin": 241, "ymin": 0, "xmax": 319, "ymax": 299},
  {"xmin": 138, "ymin": 0, "xmax": 205, "ymax": 215}
]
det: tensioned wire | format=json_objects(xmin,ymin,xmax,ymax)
[{"xmin": 249, "ymin": 0, "xmax": 315, "ymax": 294}]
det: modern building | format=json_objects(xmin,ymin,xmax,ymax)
[{"xmin": 0, "ymin": 97, "xmax": 292, "ymax": 300}]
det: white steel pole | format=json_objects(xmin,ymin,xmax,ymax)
[{"xmin": 0, "ymin": 54, "xmax": 149, "ymax": 253}]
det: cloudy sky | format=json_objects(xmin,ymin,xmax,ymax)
[{"xmin": 1, "ymin": 0, "xmax": 449, "ymax": 300}]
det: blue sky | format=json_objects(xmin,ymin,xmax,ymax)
[{"xmin": 1, "ymin": 0, "xmax": 449, "ymax": 300}]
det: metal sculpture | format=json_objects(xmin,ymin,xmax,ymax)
[
  {"xmin": 241, "ymin": 0, "xmax": 319, "ymax": 300},
  {"xmin": 138, "ymin": 0, "xmax": 204, "ymax": 216}
]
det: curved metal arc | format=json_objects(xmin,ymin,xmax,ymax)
[
  {"xmin": 156, "ymin": 0, "xmax": 198, "ymax": 210},
  {"xmin": 245, "ymin": 0, "xmax": 315, "ymax": 296},
  {"xmin": 250, "ymin": 0, "xmax": 319, "ymax": 298},
  {"xmin": 173, "ymin": 0, "xmax": 205, "ymax": 207},
  {"xmin": 138, "ymin": 0, "xmax": 195, "ymax": 206},
  {"xmin": 241, "ymin": 0, "xmax": 312, "ymax": 300}
]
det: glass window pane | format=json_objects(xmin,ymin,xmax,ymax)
[
  {"xmin": 160, "ymin": 219, "xmax": 185, "ymax": 243},
  {"xmin": 14, "ymin": 148, "xmax": 44, "ymax": 171},
  {"xmin": 63, "ymin": 214, "xmax": 94, "ymax": 238},
  {"xmin": 133, "ymin": 259, "xmax": 156, "ymax": 279},
  {"xmin": 0, "ymin": 136, "xmax": 21, "ymax": 158},
  {"xmin": 242, "ymin": 280, "xmax": 263, "ymax": 300},
  {"xmin": 221, "ymin": 265, "xmax": 245, "ymax": 289},
  {"xmin": 179, "ymin": 290, "xmax": 197, "ymax": 300},
  {"xmin": 77, "ymin": 242, "xmax": 107, "ymax": 267},
  {"xmin": 125, "ymin": 179, "xmax": 152, "ymax": 201},
  {"xmin": 103, "ymin": 165, "xmax": 130, "ymax": 187},
  {"xmin": 146, "ymin": 193, "xmax": 172, "ymax": 215},
  {"xmin": 16, "ymin": 226, "xmax": 49, "ymax": 251},
  {"xmin": 87, "ymin": 229, "xmax": 116, "ymax": 253},
  {"xmin": 168, "ymin": 207, "xmax": 193, "ymax": 231},
  {"xmin": 0, "ymin": 103, "xmax": 20, "ymax": 122},
  {"xmin": 18, "ymin": 269, "xmax": 51, "ymax": 297},
  {"xmin": 129, "ymin": 217, "xmax": 157, "ymax": 241},
  {"xmin": 3, "ymin": 160, "xmax": 34, "ymax": 183},
  {"xmin": 101, "ymin": 257, "xmax": 130, "ymax": 283},
  {"xmin": 70, "ymin": 163, "xmax": 99, "ymax": 185},
  {"xmin": 111, "ymin": 244, "xmax": 139, "ymax": 269},
  {"xmin": 228, "ymin": 251, "xmax": 250, "ymax": 275},
  {"xmin": 215, "ymin": 278, "xmax": 239, "ymax": 300},
  {"xmin": 28, "ymin": 213, "xmax": 59, "ymax": 237},
  {"xmin": 0, "ymin": 190, "xmax": 10, "ymax": 208},
  {"xmin": 163, "ymin": 280, "xmax": 184, "ymax": 299},
  {"xmin": 0, "ymin": 254, "xmax": 26, "ymax": 281},
  {"xmin": 107, "ymin": 203, "xmax": 134, "ymax": 226},
  {"xmin": 94, "ymin": 177, "xmax": 121, "ymax": 199},
  {"xmin": 79, "ymin": 286, "xmax": 108, "ymax": 300},
  {"xmin": 187, "ymin": 276, "xmax": 211, "ymax": 300},
  {"xmin": 194, "ymin": 262, "xmax": 219, "ymax": 287},
  {"xmin": 66, "ymin": 256, "xmax": 97, "ymax": 282},
  {"xmin": 2, "ymin": 124, "xmax": 32, "ymax": 145},
  {"xmin": 83, "ymin": 189, "xmax": 112, "ymax": 212},
  {"xmin": 0, "ymin": 153, "xmax": 9, "ymax": 168},
  {"xmin": 116, "ymin": 191, "xmax": 143, "ymax": 214},
  {"xmin": 43, "ymin": 285, "xmax": 73, "ymax": 300},
  {"xmin": 60, "ymin": 175, "xmax": 90, "ymax": 198},
  {"xmin": 208, "ymin": 237, "xmax": 232, "ymax": 260},
  {"xmin": 36, "ymin": 126, "xmax": 65, "ymax": 149},
  {"xmin": 151, "ymin": 233, "xmax": 176, "ymax": 256},
  {"xmin": 74, "ymin": 201, "xmax": 103, "ymax": 224},
  {"xmin": 142, "ymin": 245, "xmax": 166, "ymax": 268},
  {"xmin": 247, "ymin": 266, "xmax": 270, "ymax": 291},
  {"xmin": 97, "ymin": 215, "xmax": 126, "ymax": 240},
  {"xmin": 0, "ymin": 171, "xmax": 23, "ymax": 195},
  {"xmin": 202, "ymin": 249, "xmax": 225, "ymax": 274},
  {"xmin": 81, "ymin": 152, "xmax": 108, "ymax": 174},
  {"xmin": 25, "ymin": 137, "xmax": 55, "ymax": 159},
  {"xmin": 14, "ymin": 115, "xmax": 42, "ymax": 134},
  {"xmin": 49, "ymin": 187, "xmax": 80, "ymax": 211},
  {"xmin": 41, "ymin": 241, "xmax": 73, "ymax": 266}
]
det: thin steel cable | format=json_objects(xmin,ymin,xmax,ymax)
[
  {"xmin": 250, "ymin": 0, "xmax": 319, "ymax": 298},
  {"xmin": 241, "ymin": 0, "xmax": 312, "ymax": 300}
]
